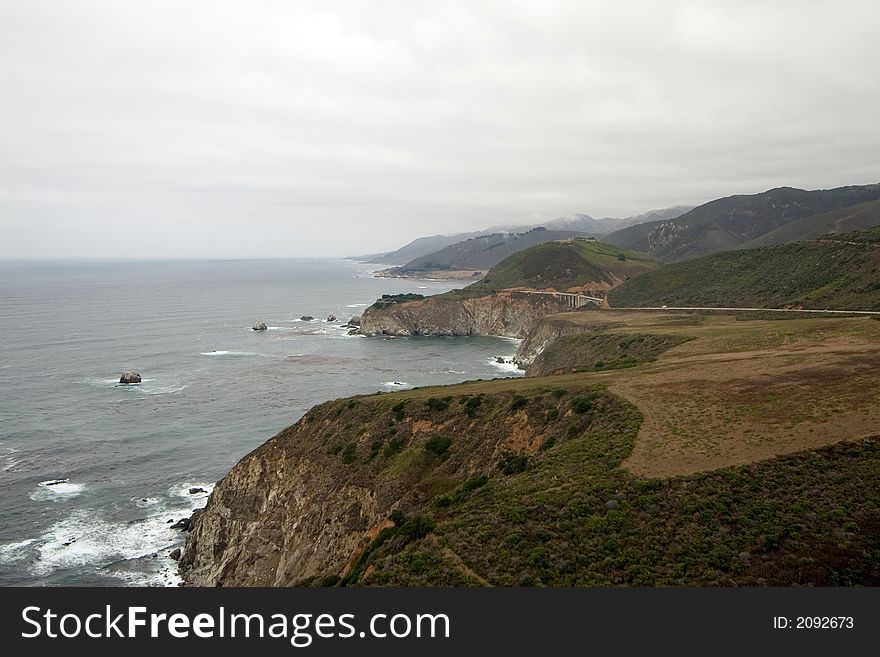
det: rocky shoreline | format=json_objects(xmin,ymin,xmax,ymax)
[{"xmin": 358, "ymin": 290, "xmax": 574, "ymax": 339}]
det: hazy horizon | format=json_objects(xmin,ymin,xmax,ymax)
[{"xmin": 2, "ymin": 1, "xmax": 879, "ymax": 259}]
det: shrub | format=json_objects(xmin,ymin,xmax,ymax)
[
  {"xmin": 372, "ymin": 293, "xmax": 425, "ymax": 309},
  {"xmin": 327, "ymin": 444, "xmax": 343, "ymax": 455},
  {"xmin": 316, "ymin": 574, "xmax": 340, "ymax": 587},
  {"xmin": 461, "ymin": 474, "xmax": 489, "ymax": 492},
  {"xmin": 400, "ymin": 515, "xmax": 436, "ymax": 539},
  {"xmin": 510, "ymin": 395, "xmax": 528, "ymax": 411},
  {"xmin": 539, "ymin": 436, "xmax": 556, "ymax": 452},
  {"xmin": 425, "ymin": 397, "xmax": 450, "ymax": 412},
  {"xmin": 464, "ymin": 395, "xmax": 483, "ymax": 417},
  {"xmin": 391, "ymin": 401, "xmax": 406, "ymax": 422},
  {"xmin": 425, "ymin": 434, "xmax": 453, "ymax": 457},
  {"xmin": 383, "ymin": 437, "xmax": 405, "ymax": 458},
  {"xmin": 498, "ymin": 454, "xmax": 529, "ymax": 475},
  {"xmin": 368, "ymin": 440, "xmax": 382, "ymax": 460},
  {"xmin": 341, "ymin": 443, "xmax": 357, "ymax": 463},
  {"xmin": 571, "ymin": 392, "xmax": 601, "ymax": 413}
]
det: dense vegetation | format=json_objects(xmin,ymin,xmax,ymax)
[
  {"xmin": 309, "ymin": 387, "xmax": 880, "ymax": 586},
  {"xmin": 604, "ymin": 184, "xmax": 880, "ymax": 261},
  {"xmin": 370, "ymin": 293, "xmax": 425, "ymax": 309},
  {"xmin": 608, "ymin": 230, "xmax": 880, "ymax": 310}
]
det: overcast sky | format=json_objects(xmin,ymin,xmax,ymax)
[{"xmin": 1, "ymin": 0, "xmax": 878, "ymax": 259}]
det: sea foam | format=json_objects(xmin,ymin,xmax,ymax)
[{"xmin": 29, "ymin": 479, "xmax": 87, "ymax": 501}]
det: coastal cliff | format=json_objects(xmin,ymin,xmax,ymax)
[
  {"xmin": 179, "ymin": 386, "xmax": 610, "ymax": 586},
  {"xmin": 360, "ymin": 238, "xmax": 659, "ymax": 339},
  {"xmin": 359, "ymin": 291, "xmax": 574, "ymax": 338}
]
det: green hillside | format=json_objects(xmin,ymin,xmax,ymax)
[
  {"xmin": 608, "ymin": 228, "xmax": 880, "ymax": 310},
  {"xmin": 380, "ymin": 228, "xmax": 597, "ymax": 276},
  {"xmin": 604, "ymin": 184, "xmax": 880, "ymax": 261},
  {"xmin": 456, "ymin": 238, "xmax": 660, "ymax": 296}
]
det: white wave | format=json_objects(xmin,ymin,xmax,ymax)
[
  {"xmin": 382, "ymin": 381, "xmax": 413, "ymax": 389},
  {"xmin": 32, "ymin": 510, "xmax": 177, "ymax": 579},
  {"xmin": 169, "ymin": 481, "xmax": 215, "ymax": 500},
  {"xmin": 200, "ymin": 350, "xmax": 257, "ymax": 356},
  {"xmin": 0, "ymin": 538, "xmax": 36, "ymax": 564},
  {"xmin": 488, "ymin": 358, "xmax": 523, "ymax": 375},
  {"xmin": 30, "ymin": 479, "xmax": 215, "ymax": 586},
  {"xmin": 346, "ymin": 303, "xmax": 369, "ymax": 308},
  {"xmin": 30, "ymin": 479, "xmax": 86, "ymax": 501},
  {"xmin": 111, "ymin": 565, "xmax": 182, "ymax": 588}
]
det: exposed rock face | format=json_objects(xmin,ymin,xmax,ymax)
[
  {"xmin": 347, "ymin": 316, "xmax": 361, "ymax": 327},
  {"xmin": 119, "ymin": 371, "xmax": 142, "ymax": 384},
  {"xmin": 180, "ymin": 440, "xmax": 383, "ymax": 586},
  {"xmin": 326, "ymin": 314, "xmax": 337, "ymax": 322},
  {"xmin": 515, "ymin": 318, "xmax": 597, "ymax": 368},
  {"xmin": 300, "ymin": 316, "xmax": 314, "ymax": 322},
  {"xmin": 253, "ymin": 321, "xmax": 268, "ymax": 331},
  {"xmin": 359, "ymin": 292, "xmax": 573, "ymax": 339}
]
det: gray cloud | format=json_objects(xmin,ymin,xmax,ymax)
[{"xmin": 1, "ymin": 0, "xmax": 878, "ymax": 258}]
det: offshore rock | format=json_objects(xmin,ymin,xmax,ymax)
[
  {"xmin": 119, "ymin": 371, "xmax": 142, "ymax": 384},
  {"xmin": 252, "ymin": 321, "xmax": 268, "ymax": 331}
]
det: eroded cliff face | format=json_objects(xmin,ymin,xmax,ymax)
[
  {"xmin": 359, "ymin": 291, "xmax": 573, "ymax": 339},
  {"xmin": 179, "ymin": 389, "xmax": 571, "ymax": 586},
  {"xmin": 514, "ymin": 317, "xmax": 600, "ymax": 368}
]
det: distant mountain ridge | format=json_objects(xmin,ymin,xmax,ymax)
[
  {"xmin": 737, "ymin": 198, "xmax": 880, "ymax": 249},
  {"xmin": 604, "ymin": 184, "xmax": 880, "ymax": 262},
  {"xmin": 356, "ymin": 205, "xmax": 692, "ymax": 265},
  {"xmin": 377, "ymin": 228, "xmax": 594, "ymax": 278}
]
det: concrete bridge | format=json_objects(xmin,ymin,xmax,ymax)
[{"xmin": 514, "ymin": 290, "xmax": 605, "ymax": 309}]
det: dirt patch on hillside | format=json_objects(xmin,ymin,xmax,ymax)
[{"xmin": 617, "ymin": 346, "xmax": 880, "ymax": 477}]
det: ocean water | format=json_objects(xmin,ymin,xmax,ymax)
[{"xmin": 0, "ymin": 259, "xmax": 521, "ymax": 586}]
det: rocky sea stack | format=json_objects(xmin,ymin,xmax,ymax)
[
  {"xmin": 118, "ymin": 371, "xmax": 142, "ymax": 384},
  {"xmin": 252, "ymin": 321, "xmax": 268, "ymax": 331}
]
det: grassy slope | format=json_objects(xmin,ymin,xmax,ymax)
[
  {"xmin": 604, "ymin": 184, "xmax": 880, "ymax": 261},
  {"xmin": 607, "ymin": 229, "xmax": 880, "ymax": 310}
]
